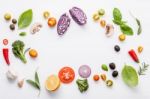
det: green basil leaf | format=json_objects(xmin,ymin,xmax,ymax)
[
  {"xmin": 18, "ymin": 9, "xmax": 33, "ymax": 29},
  {"xmin": 35, "ymin": 72, "xmax": 40, "ymax": 84},
  {"xmin": 26, "ymin": 80, "xmax": 40, "ymax": 90},
  {"xmin": 121, "ymin": 65, "xmax": 138, "ymax": 87},
  {"xmin": 135, "ymin": 18, "xmax": 142, "ymax": 35},
  {"xmin": 120, "ymin": 24, "xmax": 134, "ymax": 35},
  {"xmin": 113, "ymin": 8, "xmax": 122, "ymax": 21},
  {"xmin": 113, "ymin": 20, "xmax": 127, "ymax": 25},
  {"xmin": 101, "ymin": 64, "xmax": 108, "ymax": 71},
  {"xmin": 19, "ymin": 32, "xmax": 26, "ymax": 36}
]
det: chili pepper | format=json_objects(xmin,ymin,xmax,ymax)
[
  {"xmin": 128, "ymin": 49, "xmax": 139, "ymax": 63},
  {"xmin": 3, "ymin": 48, "xmax": 10, "ymax": 65}
]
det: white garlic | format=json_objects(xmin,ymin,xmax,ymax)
[
  {"xmin": 6, "ymin": 68, "xmax": 17, "ymax": 80},
  {"xmin": 105, "ymin": 24, "xmax": 114, "ymax": 37},
  {"xmin": 30, "ymin": 23, "xmax": 42, "ymax": 34}
]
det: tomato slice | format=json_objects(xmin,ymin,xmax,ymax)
[
  {"xmin": 58, "ymin": 66, "xmax": 75, "ymax": 84},
  {"xmin": 3, "ymin": 39, "xmax": 8, "ymax": 45}
]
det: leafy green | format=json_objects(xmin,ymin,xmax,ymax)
[
  {"xmin": 12, "ymin": 40, "xmax": 27, "ymax": 63},
  {"xmin": 120, "ymin": 24, "xmax": 134, "ymax": 35},
  {"xmin": 135, "ymin": 18, "xmax": 142, "ymax": 35},
  {"xmin": 18, "ymin": 9, "xmax": 33, "ymax": 29},
  {"xmin": 112, "ymin": 8, "xmax": 134, "ymax": 36},
  {"xmin": 121, "ymin": 65, "xmax": 138, "ymax": 87},
  {"xmin": 35, "ymin": 72, "xmax": 40, "ymax": 84},
  {"xmin": 76, "ymin": 79, "xmax": 89, "ymax": 93},
  {"xmin": 101, "ymin": 64, "xmax": 108, "ymax": 71},
  {"xmin": 19, "ymin": 32, "xmax": 26, "ymax": 36},
  {"xmin": 138, "ymin": 62, "xmax": 149, "ymax": 75}
]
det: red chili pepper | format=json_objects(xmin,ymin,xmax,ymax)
[
  {"xmin": 128, "ymin": 49, "xmax": 139, "ymax": 63},
  {"xmin": 3, "ymin": 48, "xmax": 10, "ymax": 65}
]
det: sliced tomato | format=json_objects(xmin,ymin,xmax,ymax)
[
  {"xmin": 58, "ymin": 66, "xmax": 75, "ymax": 84},
  {"xmin": 3, "ymin": 39, "xmax": 8, "ymax": 45}
]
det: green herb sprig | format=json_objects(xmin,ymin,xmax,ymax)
[
  {"xmin": 138, "ymin": 62, "xmax": 149, "ymax": 75},
  {"xmin": 113, "ymin": 8, "xmax": 134, "ymax": 36}
]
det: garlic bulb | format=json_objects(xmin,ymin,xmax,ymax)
[{"xmin": 6, "ymin": 68, "xmax": 17, "ymax": 80}]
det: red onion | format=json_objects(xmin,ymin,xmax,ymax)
[{"xmin": 78, "ymin": 65, "xmax": 91, "ymax": 78}]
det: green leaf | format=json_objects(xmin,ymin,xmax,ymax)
[
  {"xmin": 120, "ymin": 24, "xmax": 134, "ymax": 35},
  {"xmin": 18, "ymin": 9, "xmax": 33, "ymax": 29},
  {"xmin": 121, "ymin": 65, "xmax": 138, "ymax": 87},
  {"xmin": 135, "ymin": 18, "xmax": 142, "ymax": 35},
  {"xmin": 26, "ymin": 80, "xmax": 40, "ymax": 90},
  {"xmin": 101, "ymin": 64, "xmax": 108, "ymax": 71},
  {"xmin": 35, "ymin": 72, "xmax": 40, "ymax": 84},
  {"xmin": 113, "ymin": 20, "xmax": 127, "ymax": 25},
  {"xmin": 19, "ymin": 32, "xmax": 26, "ymax": 36},
  {"xmin": 113, "ymin": 8, "xmax": 122, "ymax": 21}
]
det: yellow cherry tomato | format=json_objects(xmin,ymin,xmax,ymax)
[
  {"xmin": 4, "ymin": 13, "xmax": 11, "ymax": 21},
  {"xmin": 138, "ymin": 46, "xmax": 143, "ymax": 53},
  {"xmin": 119, "ymin": 34, "xmax": 126, "ymax": 41},
  {"xmin": 48, "ymin": 17, "xmax": 57, "ymax": 27},
  {"xmin": 93, "ymin": 13, "xmax": 100, "ymax": 21},
  {"xmin": 29, "ymin": 49, "xmax": 38, "ymax": 58},
  {"xmin": 43, "ymin": 11, "xmax": 50, "ymax": 19},
  {"xmin": 100, "ymin": 20, "xmax": 106, "ymax": 27}
]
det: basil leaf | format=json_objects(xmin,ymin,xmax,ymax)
[
  {"xmin": 113, "ymin": 20, "xmax": 127, "ymax": 25},
  {"xmin": 35, "ymin": 72, "xmax": 40, "ymax": 84},
  {"xmin": 101, "ymin": 64, "xmax": 108, "ymax": 71},
  {"xmin": 113, "ymin": 8, "xmax": 122, "ymax": 21},
  {"xmin": 19, "ymin": 32, "xmax": 26, "ymax": 36},
  {"xmin": 120, "ymin": 24, "xmax": 134, "ymax": 35},
  {"xmin": 121, "ymin": 65, "xmax": 138, "ymax": 87},
  {"xmin": 136, "ymin": 18, "xmax": 142, "ymax": 35},
  {"xmin": 26, "ymin": 80, "xmax": 40, "ymax": 90},
  {"xmin": 18, "ymin": 9, "xmax": 33, "ymax": 29}
]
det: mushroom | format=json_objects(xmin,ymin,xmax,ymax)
[
  {"xmin": 105, "ymin": 24, "xmax": 114, "ymax": 37},
  {"xmin": 30, "ymin": 23, "xmax": 42, "ymax": 34}
]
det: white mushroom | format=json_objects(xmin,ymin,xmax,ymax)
[
  {"xmin": 30, "ymin": 23, "xmax": 43, "ymax": 34},
  {"xmin": 105, "ymin": 24, "xmax": 114, "ymax": 37},
  {"xmin": 6, "ymin": 68, "xmax": 17, "ymax": 80}
]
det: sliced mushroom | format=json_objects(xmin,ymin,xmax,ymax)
[
  {"xmin": 30, "ymin": 23, "xmax": 43, "ymax": 34},
  {"xmin": 105, "ymin": 24, "xmax": 114, "ymax": 37}
]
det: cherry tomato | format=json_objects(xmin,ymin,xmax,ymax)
[
  {"xmin": 48, "ymin": 17, "xmax": 57, "ymax": 27},
  {"xmin": 58, "ymin": 66, "xmax": 75, "ymax": 84},
  {"xmin": 3, "ymin": 39, "xmax": 8, "ymax": 45}
]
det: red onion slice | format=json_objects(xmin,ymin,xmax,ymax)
[{"xmin": 78, "ymin": 65, "xmax": 91, "ymax": 78}]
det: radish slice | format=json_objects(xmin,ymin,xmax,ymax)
[{"xmin": 78, "ymin": 65, "xmax": 91, "ymax": 78}]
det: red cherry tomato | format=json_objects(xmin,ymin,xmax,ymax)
[
  {"xmin": 58, "ymin": 66, "xmax": 75, "ymax": 84},
  {"xmin": 3, "ymin": 39, "xmax": 8, "ymax": 45}
]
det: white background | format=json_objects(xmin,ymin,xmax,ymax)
[{"xmin": 0, "ymin": 0, "xmax": 150, "ymax": 99}]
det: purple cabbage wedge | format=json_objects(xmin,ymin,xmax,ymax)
[
  {"xmin": 69, "ymin": 7, "xmax": 87, "ymax": 25},
  {"xmin": 57, "ymin": 13, "xmax": 71, "ymax": 36}
]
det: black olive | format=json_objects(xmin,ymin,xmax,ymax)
[
  {"xmin": 114, "ymin": 45, "xmax": 120, "ymax": 52},
  {"xmin": 12, "ymin": 19, "xmax": 17, "ymax": 24},
  {"xmin": 112, "ymin": 71, "xmax": 118, "ymax": 77},
  {"xmin": 10, "ymin": 24, "xmax": 15, "ymax": 30},
  {"xmin": 109, "ymin": 62, "xmax": 116, "ymax": 70}
]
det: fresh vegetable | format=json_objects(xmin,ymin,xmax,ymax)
[
  {"xmin": 57, "ymin": 13, "xmax": 71, "ymax": 36},
  {"xmin": 69, "ymin": 7, "xmax": 87, "ymax": 25},
  {"xmin": 100, "ymin": 74, "xmax": 106, "ymax": 81},
  {"xmin": 12, "ymin": 40, "xmax": 27, "ymax": 63},
  {"xmin": 119, "ymin": 34, "xmax": 126, "ymax": 41},
  {"xmin": 128, "ymin": 49, "xmax": 139, "ymax": 63},
  {"xmin": 112, "ymin": 71, "xmax": 118, "ymax": 77},
  {"xmin": 98, "ymin": 9, "xmax": 105, "ymax": 16},
  {"xmin": 76, "ymin": 79, "xmax": 89, "ymax": 93},
  {"xmin": 122, "ymin": 65, "xmax": 138, "ymax": 87},
  {"xmin": 93, "ymin": 75, "xmax": 100, "ymax": 81},
  {"xmin": 58, "ymin": 66, "xmax": 75, "ymax": 83},
  {"xmin": 45, "ymin": 75, "xmax": 60, "ymax": 91},
  {"xmin": 114, "ymin": 45, "xmax": 120, "ymax": 52},
  {"xmin": 138, "ymin": 62, "xmax": 149, "ymax": 75},
  {"xmin": 78, "ymin": 65, "xmax": 91, "ymax": 78},
  {"xmin": 3, "ymin": 39, "xmax": 8, "ymax": 46},
  {"xmin": 93, "ymin": 13, "xmax": 100, "ymax": 21},
  {"xmin": 18, "ymin": 79, "xmax": 24, "ymax": 88},
  {"xmin": 43, "ymin": 11, "xmax": 50, "ymax": 19},
  {"xmin": 29, "ymin": 49, "xmax": 38, "ymax": 58},
  {"xmin": 138, "ymin": 46, "xmax": 143, "ymax": 53},
  {"xmin": 12, "ymin": 19, "xmax": 17, "ymax": 24},
  {"xmin": 101, "ymin": 64, "xmax": 108, "ymax": 71},
  {"xmin": 48, "ymin": 17, "xmax": 57, "ymax": 27},
  {"xmin": 113, "ymin": 8, "xmax": 133, "ymax": 36},
  {"xmin": 6, "ymin": 68, "xmax": 17, "ymax": 80},
  {"xmin": 4, "ymin": 13, "xmax": 11, "ymax": 21},
  {"xmin": 18, "ymin": 9, "xmax": 33, "ymax": 29},
  {"xmin": 106, "ymin": 80, "xmax": 113, "ymax": 87},
  {"xmin": 3, "ymin": 48, "xmax": 10, "ymax": 65},
  {"xmin": 30, "ymin": 23, "xmax": 42, "ymax": 34},
  {"xmin": 109, "ymin": 62, "xmax": 116, "ymax": 70},
  {"xmin": 105, "ymin": 24, "xmax": 114, "ymax": 37},
  {"xmin": 19, "ymin": 32, "xmax": 26, "ymax": 36},
  {"xmin": 26, "ymin": 71, "xmax": 41, "ymax": 95},
  {"xmin": 10, "ymin": 24, "xmax": 15, "ymax": 30},
  {"xmin": 100, "ymin": 20, "xmax": 106, "ymax": 27}
]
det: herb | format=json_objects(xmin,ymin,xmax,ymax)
[
  {"xmin": 113, "ymin": 8, "xmax": 134, "ymax": 36},
  {"xmin": 18, "ymin": 9, "xmax": 33, "ymax": 29},
  {"xmin": 76, "ymin": 79, "xmax": 89, "ymax": 93},
  {"xmin": 12, "ymin": 40, "xmax": 27, "ymax": 63},
  {"xmin": 136, "ymin": 18, "xmax": 142, "ymax": 35},
  {"xmin": 101, "ymin": 64, "xmax": 108, "ymax": 71},
  {"xmin": 26, "ymin": 71, "xmax": 41, "ymax": 95},
  {"xmin": 121, "ymin": 65, "xmax": 138, "ymax": 87},
  {"xmin": 138, "ymin": 62, "xmax": 149, "ymax": 75},
  {"xmin": 19, "ymin": 32, "xmax": 26, "ymax": 36}
]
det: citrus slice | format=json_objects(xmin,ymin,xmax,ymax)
[{"xmin": 45, "ymin": 75, "xmax": 60, "ymax": 91}]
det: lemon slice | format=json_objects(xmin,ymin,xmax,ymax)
[{"xmin": 45, "ymin": 75, "xmax": 60, "ymax": 91}]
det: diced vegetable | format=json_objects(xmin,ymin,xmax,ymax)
[{"xmin": 76, "ymin": 79, "xmax": 89, "ymax": 93}]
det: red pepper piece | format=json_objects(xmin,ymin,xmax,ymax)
[
  {"xmin": 128, "ymin": 49, "xmax": 139, "ymax": 63},
  {"xmin": 3, "ymin": 48, "xmax": 10, "ymax": 65}
]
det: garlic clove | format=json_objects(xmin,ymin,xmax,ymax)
[
  {"xmin": 105, "ymin": 24, "xmax": 114, "ymax": 37},
  {"xmin": 18, "ymin": 79, "xmax": 24, "ymax": 88}
]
